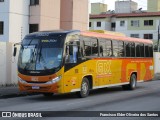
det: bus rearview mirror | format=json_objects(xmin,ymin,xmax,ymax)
[{"xmin": 13, "ymin": 47, "xmax": 17, "ymax": 57}]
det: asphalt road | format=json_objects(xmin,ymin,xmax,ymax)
[{"xmin": 0, "ymin": 80, "xmax": 160, "ymax": 120}]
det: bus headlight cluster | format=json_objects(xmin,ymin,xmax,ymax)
[
  {"xmin": 18, "ymin": 77, "xmax": 27, "ymax": 84},
  {"xmin": 46, "ymin": 76, "xmax": 62, "ymax": 84}
]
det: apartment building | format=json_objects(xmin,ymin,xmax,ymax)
[
  {"xmin": 0, "ymin": 0, "xmax": 89, "ymax": 85},
  {"xmin": 0, "ymin": 0, "xmax": 89, "ymax": 43},
  {"xmin": 89, "ymin": 0, "xmax": 160, "ymax": 43}
]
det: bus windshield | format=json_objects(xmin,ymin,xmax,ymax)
[{"xmin": 18, "ymin": 35, "xmax": 64, "ymax": 74}]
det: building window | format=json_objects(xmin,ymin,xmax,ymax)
[
  {"xmin": 144, "ymin": 20, "xmax": 153, "ymax": 26},
  {"xmin": 30, "ymin": 0, "xmax": 39, "ymax": 5},
  {"xmin": 89, "ymin": 22, "xmax": 92, "ymax": 27},
  {"xmin": 0, "ymin": 22, "xmax": 4, "ymax": 35},
  {"xmin": 130, "ymin": 34, "xmax": 139, "ymax": 38},
  {"xmin": 144, "ymin": 34, "xmax": 153, "ymax": 39},
  {"xmin": 120, "ymin": 21, "xmax": 125, "ymax": 27},
  {"xmin": 97, "ymin": 22, "xmax": 101, "ymax": 27},
  {"xmin": 29, "ymin": 24, "xmax": 39, "ymax": 33},
  {"xmin": 131, "ymin": 20, "xmax": 139, "ymax": 27},
  {"xmin": 111, "ymin": 22, "xmax": 116, "ymax": 31},
  {"xmin": 0, "ymin": 0, "xmax": 4, "ymax": 2}
]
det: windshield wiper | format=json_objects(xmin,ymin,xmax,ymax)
[
  {"xmin": 37, "ymin": 46, "xmax": 48, "ymax": 70},
  {"xmin": 23, "ymin": 45, "xmax": 37, "ymax": 71}
]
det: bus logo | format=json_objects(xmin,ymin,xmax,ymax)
[{"xmin": 96, "ymin": 61, "xmax": 112, "ymax": 75}]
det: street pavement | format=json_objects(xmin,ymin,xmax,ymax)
[
  {"xmin": 0, "ymin": 86, "xmax": 35, "ymax": 99},
  {"xmin": 0, "ymin": 80, "xmax": 160, "ymax": 120}
]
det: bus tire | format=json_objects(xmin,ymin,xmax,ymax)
[
  {"xmin": 77, "ymin": 77, "xmax": 90, "ymax": 98},
  {"xmin": 122, "ymin": 74, "xmax": 137, "ymax": 90},
  {"xmin": 43, "ymin": 93, "xmax": 53, "ymax": 97}
]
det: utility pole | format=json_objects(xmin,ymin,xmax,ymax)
[{"xmin": 157, "ymin": 22, "xmax": 160, "ymax": 52}]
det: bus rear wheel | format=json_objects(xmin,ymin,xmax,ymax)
[
  {"xmin": 77, "ymin": 77, "xmax": 90, "ymax": 98},
  {"xmin": 122, "ymin": 74, "xmax": 137, "ymax": 90}
]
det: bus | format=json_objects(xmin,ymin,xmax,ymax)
[{"xmin": 13, "ymin": 30, "xmax": 154, "ymax": 98}]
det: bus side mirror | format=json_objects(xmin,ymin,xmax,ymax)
[{"xmin": 13, "ymin": 47, "xmax": 17, "ymax": 57}]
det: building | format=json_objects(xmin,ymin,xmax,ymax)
[
  {"xmin": 89, "ymin": 0, "xmax": 160, "ymax": 44},
  {"xmin": 0, "ymin": 0, "xmax": 89, "ymax": 86},
  {"xmin": 115, "ymin": 0, "xmax": 138, "ymax": 13},
  {"xmin": 91, "ymin": 3, "xmax": 107, "ymax": 14},
  {"xmin": 90, "ymin": 12, "xmax": 160, "ymax": 43},
  {"xmin": 0, "ymin": 0, "xmax": 89, "ymax": 43},
  {"xmin": 60, "ymin": 0, "xmax": 89, "ymax": 30},
  {"xmin": 0, "ymin": 0, "xmax": 30, "ymax": 42},
  {"xmin": 29, "ymin": 0, "xmax": 61, "ymax": 33},
  {"xmin": 148, "ymin": 0, "xmax": 160, "ymax": 12}
]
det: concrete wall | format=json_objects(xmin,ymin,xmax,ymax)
[
  {"xmin": 0, "ymin": 42, "xmax": 19, "ymax": 86},
  {"xmin": 154, "ymin": 52, "xmax": 160, "ymax": 79}
]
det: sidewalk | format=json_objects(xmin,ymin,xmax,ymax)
[{"xmin": 0, "ymin": 86, "xmax": 32, "ymax": 99}]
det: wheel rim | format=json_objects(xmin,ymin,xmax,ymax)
[{"xmin": 82, "ymin": 81, "xmax": 88, "ymax": 95}]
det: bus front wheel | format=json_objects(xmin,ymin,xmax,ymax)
[
  {"xmin": 122, "ymin": 74, "xmax": 137, "ymax": 90},
  {"xmin": 77, "ymin": 77, "xmax": 90, "ymax": 98}
]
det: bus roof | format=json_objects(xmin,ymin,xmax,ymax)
[
  {"xmin": 81, "ymin": 31, "xmax": 153, "ymax": 44},
  {"xmin": 26, "ymin": 30, "xmax": 80, "ymax": 37}
]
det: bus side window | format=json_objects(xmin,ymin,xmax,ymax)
[
  {"xmin": 136, "ymin": 43, "xmax": 141, "ymax": 57},
  {"xmin": 112, "ymin": 40, "xmax": 119, "ymax": 57},
  {"xmin": 99, "ymin": 39, "xmax": 112, "ymax": 57},
  {"xmin": 83, "ymin": 37, "xmax": 98, "ymax": 57},
  {"xmin": 145, "ymin": 44, "xmax": 149, "ymax": 57},
  {"xmin": 118, "ymin": 41, "xmax": 125, "ymax": 57},
  {"xmin": 149, "ymin": 45, "xmax": 153, "ymax": 57},
  {"xmin": 125, "ymin": 42, "xmax": 131, "ymax": 57}
]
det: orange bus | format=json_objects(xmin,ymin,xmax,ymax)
[{"xmin": 14, "ymin": 30, "xmax": 154, "ymax": 98}]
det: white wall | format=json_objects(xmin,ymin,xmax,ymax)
[
  {"xmin": 116, "ymin": 20, "xmax": 128, "ymax": 32},
  {"xmin": 93, "ymin": 21, "xmax": 106, "ymax": 30},
  {"xmin": 9, "ymin": 0, "xmax": 30, "ymax": 43},
  {"xmin": 0, "ymin": 42, "xmax": 19, "ymax": 85},
  {"xmin": 0, "ymin": 0, "xmax": 30, "ymax": 86},
  {"xmin": 154, "ymin": 52, "xmax": 160, "ymax": 78},
  {"xmin": 0, "ymin": 42, "xmax": 7, "ymax": 85},
  {"xmin": 0, "ymin": 0, "xmax": 9, "ymax": 41}
]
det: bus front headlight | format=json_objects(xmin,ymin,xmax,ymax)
[
  {"xmin": 18, "ymin": 77, "xmax": 27, "ymax": 84},
  {"xmin": 46, "ymin": 76, "xmax": 62, "ymax": 84}
]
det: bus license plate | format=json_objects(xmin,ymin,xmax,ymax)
[{"xmin": 32, "ymin": 86, "xmax": 40, "ymax": 90}]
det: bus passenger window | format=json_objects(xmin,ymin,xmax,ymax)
[
  {"xmin": 125, "ymin": 43, "xmax": 131, "ymax": 57},
  {"xmin": 145, "ymin": 45, "xmax": 149, "ymax": 57},
  {"xmin": 118, "ymin": 41, "xmax": 125, "ymax": 57},
  {"xmin": 136, "ymin": 44, "xmax": 141, "ymax": 57},
  {"xmin": 131, "ymin": 43, "xmax": 135, "ymax": 57},
  {"xmin": 99, "ymin": 39, "xmax": 112, "ymax": 57},
  {"xmin": 140, "ymin": 44, "xmax": 144, "ymax": 57},
  {"xmin": 113, "ymin": 41, "xmax": 119, "ymax": 57},
  {"xmin": 83, "ymin": 37, "xmax": 98, "ymax": 57},
  {"xmin": 149, "ymin": 45, "xmax": 153, "ymax": 57}
]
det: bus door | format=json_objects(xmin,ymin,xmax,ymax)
[{"xmin": 63, "ymin": 34, "xmax": 81, "ymax": 93}]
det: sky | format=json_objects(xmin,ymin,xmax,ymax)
[{"xmin": 90, "ymin": 0, "xmax": 147, "ymax": 10}]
